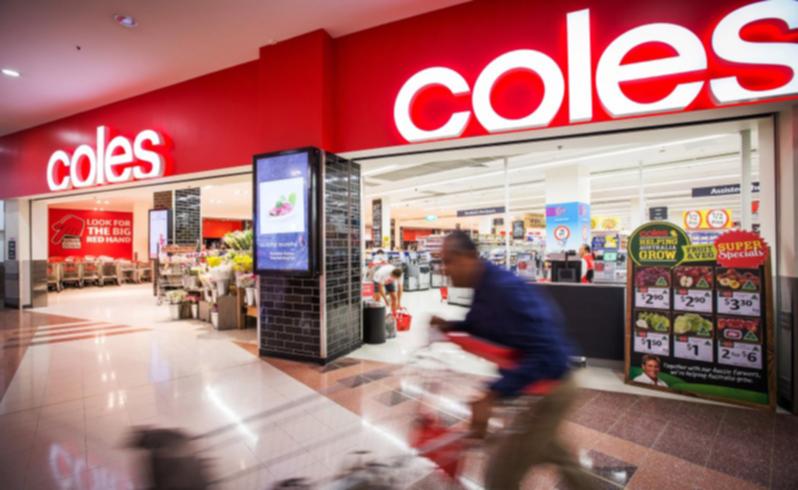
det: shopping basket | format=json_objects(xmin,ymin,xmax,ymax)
[{"xmin": 395, "ymin": 308, "xmax": 412, "ymax": 331}]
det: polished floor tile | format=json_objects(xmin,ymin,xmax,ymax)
[{"xmin": 0, "ymin": 285, "xmax": 795, "ymax": 489}]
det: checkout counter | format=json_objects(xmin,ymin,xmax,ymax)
[{"xmin": 536, "ymin": 281, "xmax": 626, "ymax": 361}]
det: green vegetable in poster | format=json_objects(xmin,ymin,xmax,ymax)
[
  {"xmin": 636, "ymin": 312, "xmax": 670, "ymax": 332},
  {"xmin": 674, "ymin": 314, "xmax": 713, "ymax": 336}
]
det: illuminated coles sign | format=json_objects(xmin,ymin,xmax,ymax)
[
  {"xmin": 47, "ymin": 126, "xmax": 167, "ymax": 191},
  {"xmin": 394, "ymin": 0, "xmax": 798, "ymax": 143}
]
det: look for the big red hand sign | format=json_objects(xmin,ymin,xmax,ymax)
[
  {"xmin": 50, "ymin": 214, "xmax": 86, "ymax": 245},
  {"xmin": 48, "ymin": 208, "xmax": 133, "ymax": 260}
]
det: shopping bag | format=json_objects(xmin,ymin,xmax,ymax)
[
  {"xmin": 395, "ymin": 308, "xmax": 412, "ymax": 331},
  {"xmin": 385, "ymin": 313, "xmax": 397, "ymax": 338}
]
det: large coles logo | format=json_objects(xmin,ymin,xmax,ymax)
[
  {"xmin": 47, "ymin": 126, "xmax": 168, "ymax": 191},
  {"xmin": 393, "ymin": 0, "xmax": 798, "ymax": 143}
]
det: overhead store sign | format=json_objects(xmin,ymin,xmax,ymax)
[
  {"xmin": 692, "ymin": 182, "xmax": 760, "ymax": 197},
  {"xmin": 393, "ymin": 0, "xmax": 798, "ymax": 143},
  {"xmin": 47, "ymin": 126, "xmax": 168, "ymax": 191},
  {"xmin": 457, "ymin": 206, "xmax": 505, "ymax": 217}
]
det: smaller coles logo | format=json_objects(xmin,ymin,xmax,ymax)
[{"xmin": 714, "ymin": 230, "xmax": 768, "ymax": 268}]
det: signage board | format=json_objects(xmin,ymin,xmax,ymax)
[
  {"xmin": 545, "ymin": 202, "xmax": 590, "ymax": 252},
  {"xmin": 254, "ymin": 148, "xmax": 320, "ymax": 275},
  {"xmin": 457, "ymin": 206, "xmax": 505, "ymax": 217},
  {"xmin": 523, "ymin": 213, "xmax": 545, "ymax": 229},
  {"xmin": 47, "ymin": 126, "xmax": 167, "ymax": 192},
  {"xmin": 372, "ymin": 199, "xmax": 383, "ymax": 247},
  {"xmin": 512, "ymin": 220, "xmax": 525, "ymax": 239},
  {"xmin": 626, "ymin": 222, "xmax": 774, "ymax": 408},
  {"xmin": 692, "ymin": 182, "xmax": 760, "ymax": 198},
  {"xmin": 649, "ymin": 207, "xmax": 668, "ymax": 221},
  {"xmin": 683, "ymin": 209, "xmax": 733, "ymax": 230},
  {"xmin": 49, "ymin": 208, "xmax": 134, "ymax": 259},
  {"xmin": 7, "ymin": 239, "xmax": 15, "ymax": 260},
  {"xmin": 392, "ymin": 1, "xmax": 798, "ymax": 144},
  {"xmin": 148, "ymin": 209, "xmax": 171, "ymax": 259}
]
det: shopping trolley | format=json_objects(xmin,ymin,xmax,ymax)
[
  {"xmin": 118, "ymin": 260, "xmax": 137, "ymax": 284},
  {"xmin": 136, "ymin": 261, "xmax": 153, "ymax": 283},
  {"xmin": 61, "ymin": 261, "xmax": 83, "ymax": 288},
  {"xmin": 47, "ymin": 262, "xmax": 62, "ymax": 292},
  {"xmin": 99, "ymin": 259, "xmax": 120, "ymax": 286},
  {"xmin": 82, "ymin": 260, "xmax": 101, "ymax": 287}
]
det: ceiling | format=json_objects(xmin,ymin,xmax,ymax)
[
  {"xmin": 45, "ymin": 174, "xmax": 252, "ymax": 219},
  {"xmin": 0, "ymin": 0, "xmax": 466, "ymax": 136},
  {"xmin": 361, "ymin": 119, "xmax": 764, "ymax": 231}
]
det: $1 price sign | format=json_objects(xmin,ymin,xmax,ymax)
[
  {"xmin": 674, "ymin": 337, "xmax": 713, "ymax": 362},
  {"xmin": 717, "ymin": 291, "xmax": 760, "ymax": 316},
  {"xmin": 674, "ymin": 289, "xmax": 712, "ymax": 313},
  {"xmin": 635, "ymin": 287, "xmax": 670, "ymax": 310}
]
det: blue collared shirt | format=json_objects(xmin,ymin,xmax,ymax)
[{"xmin": 452, "ymin": 261, "xmax": 571, "ymax": 397}]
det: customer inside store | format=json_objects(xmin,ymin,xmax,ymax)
[
  {"xmin": 373, "ymin": 263, "xmax": 404, "ymax": 316},
  {"xmin": 579, "ymin": 244, "xmax": 595, "ymax": 284}
]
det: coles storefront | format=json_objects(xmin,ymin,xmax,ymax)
[{"xmin": 1, "ymin": 0, "xmax": 797, "ymax": 409}]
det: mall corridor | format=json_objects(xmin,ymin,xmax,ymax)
[{"xmin": 1, "ymin": 288, "xmax": 797, "ymax": 489}]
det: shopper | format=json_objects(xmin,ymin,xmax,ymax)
[
  {"xmin": 373, "ymin": 263, "xmax": 403, "ymax": 316},
  {"xmin": 579, "ymin": 244, "xmax": 595, "ymax": 283},
  {"xmin": 431, "ymin": 231, "xmax": 596, "ymax": 490}
]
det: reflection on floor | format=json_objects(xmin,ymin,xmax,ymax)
[{"xmin": 0, "ymin": 285, "xmax": 794, "ymax": 489}]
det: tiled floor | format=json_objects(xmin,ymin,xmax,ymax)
[{"xmin": 0, "ymin": 284, "xmax": 795, "ymax": 489}]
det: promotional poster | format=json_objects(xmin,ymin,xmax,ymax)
[
  {"xmin": 545, "ymin": 202, "xmax": 590, "ymax": 253},
  {"xmin": 149, "ymin": 209, "xmax": 170, "ymax": 259},
  {"xmin": 255, "ymin": 151, "xmax": 312, "ymax": 273},
  {"xmin": 49, "ymin": 208, "xmax": 133, "ymax": 260},
  {"xmin": 627, "ymin": 223, "xmax": 772, "ymax": 407}
]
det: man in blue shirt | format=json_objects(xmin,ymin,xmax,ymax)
[{"xmin": 431, "ymin": 231, "xmax": 595, "ymax": 489}]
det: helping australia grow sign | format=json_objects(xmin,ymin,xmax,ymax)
[{"xmin": 626, "ymin": 223, "xmax": 773, "ymax": 409}]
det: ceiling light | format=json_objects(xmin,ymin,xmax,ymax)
[
  {"xmin": 113, "ymin": 14, "xmax": 137, "ymax": 28},
  {"xmin": 363, "ymin": 164, "xmax": 399, "ymax": 177},
  {"xmin": 2, "ymin": 68, "xmax": 20, "ymax": 78}
]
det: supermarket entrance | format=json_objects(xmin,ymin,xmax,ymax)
[
  {"xmin": 29, "ymin": 171, "xmax": 257, "ymax": 332},
  {"xmin": 351, "ymin": 117, "xmax": 777, "ymax": 373}
]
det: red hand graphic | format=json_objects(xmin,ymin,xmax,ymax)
[{"xmin": 51, "ymin": 215, "xmax": 86, "ymax": 245}]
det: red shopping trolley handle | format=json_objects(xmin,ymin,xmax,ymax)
[{"xmin": 445, "ymin": 332, "xmax": 559, "ymax": 396}]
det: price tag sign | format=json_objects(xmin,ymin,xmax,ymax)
[
  {"xmin": 673, "ymin": 289, "xmax": 712, "ymax": 313},
  {"xmin": 634, "ymin": 332, "xmax": 670, "ymax": 356},
  {"xmin": 674, "ymin": 336, "xmax": 714, "ymax": 362},
  {"xmin": 717, "ymin": 291, "xmax": 760, "ymax": 316},
  {"xmin": 635, "ymin": 287, "xmax": 670, "ymax": 310},
  {"xmin": 718, "ymin": 342, "xmax": 762, "ymax": 369}
]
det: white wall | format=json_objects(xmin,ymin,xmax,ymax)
[{"xmin": 133, "ymin": 200, "xmax": 150, "ymax": 261}]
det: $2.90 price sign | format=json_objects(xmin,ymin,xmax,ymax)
[
  {"xmin": 674, "ymin": 289, "xmax": 712, "ymax": 313},
  {"xmin": 717, "ymin": 291, "xmax": 760, "ymax": 316},
  {"xmin": 718, "ymin": 342, "xmax": 762, "ymax": 370},
  {"xmin": 635, "ymin": 287, "xmax": 670, "ymax": 310},
  {"xmin": 674, "ymin": 337, "xmax": 713, "ymax": 362},
  {"xmin": 634, "ymin": 332, "xmax": 670, "ymax": 356}
]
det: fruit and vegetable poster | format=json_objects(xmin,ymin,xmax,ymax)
[
  {"xmin": 255, "ymin": 151, "xmax": 312, "ymax": 273},
  {"xmin": 49, "ymin": 208, "xmax": 133, "ymax": 260},
  {"xmin": 626, "ymin": 223, "xmax": 773, "ymax": 408}
]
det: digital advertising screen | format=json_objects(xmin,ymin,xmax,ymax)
[
  {"xmin": 148, "ymin": 209, "xmax": 171, "ymax": 259},
  {"xmin": 254, "ymin": 150, "xmax": 317, "ymax": 274}
]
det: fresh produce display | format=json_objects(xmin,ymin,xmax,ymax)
[
  {"xmin": 674, "ymin": 266, "xmax": 713, "ymax": 289},
  {"xmin": 635, "ymin": 267, "xmax": 671, "ymax": 288},
  {"xmin": 636, "ymin": 311, "xmax": 670, "ymax": 333},
  {"xmin": 674, "ymin": 313, "xmax": 713, "ymax": 336},
  {"xmin": 716, "ymin": 268, "xmax": 760, "ymax": 292},
  {"xmin": 269, "ymin": 192, "xmax": 297, "ymax": 217},
  {"xmin": 718, "ymin": 317, "xmax": 761, "ymax": 343}
]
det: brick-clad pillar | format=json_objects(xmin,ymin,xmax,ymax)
[
  {"xmin": 174, "ymin": 188, "xmax": 201, "ymax": 245},
  {"xmin": 153, "ymin": 191, "xmax": 173, "ymax": 210},
  {"xmin": 259, "ymin": 151, "xmax": 362, "ymax": 363}
]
